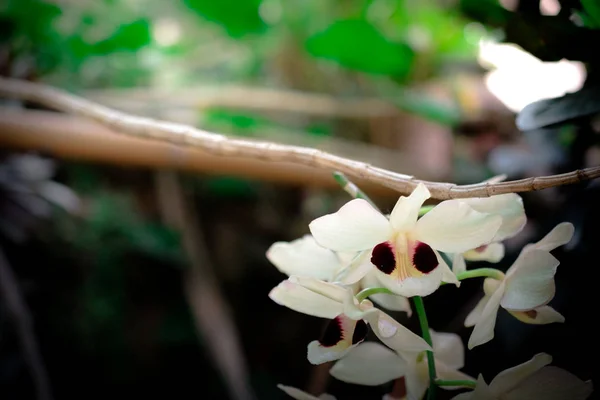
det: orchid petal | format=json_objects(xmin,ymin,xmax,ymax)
[
  {"xmin": 267, "ymin": 235, "xmax": 341, "ymax": 280},
  {"xmin": 309, "ymin": 199, "xmax": 392, "ymax": 252},
  {"xmin": 329, "ymin": 342, "xmax": 407, "ymax": 386},
  {"xmin": 453, "ymin": 253, "xmax": 467, "ymax": 275},
  {"xmin": 460, "ymin": 194, "xmax": 526, "ymax": 242},
  {"xmin": 525, "ymin": 222, "xmax": 574, "ymax": 253},
  {"xmin": 450, "ymin": 375, "xmax": 494, "ymax": 400},
  {"xmin": 268, "ymin": 278, "xmax": 344, "ymax": 319},
  {"xmin": 468, "ymin": 283, "xmax": 505, "ymax": 349},
  {"xmin": 489, "ymin": 353, "xmax": 552, "ymax": 394},
  {"xmin": 430, "ymin": 330, "xmax": 465, "ymax": 370},
  {"xmin": 277, "ymin": 385, "xmax": 336, "ymax": 400},
  {"xmin": 463, "ymin": 242, "xmax": 505, "ymax": 263},
  {"xmin": 365, "ymin": 310, "xmax": 432, "ymax": 354},
  {"xmin": 390, "ymin": 183, "xmax": 431, "ymax": 232},
  {"xmin": 413, "ymin": 201, "xmax": 502, "ymax": 253},
  {"xmin": 503, "ymin": 250, "xmax": 559, "ymax": 311},
  {"xmin": 307, "ymin": 315, "xmax": 368, "ymax": 365},
  {"xmin": 374, "ymin": 250, "xmax": 456, "ymax": 298},
  {"xmin": 502, "ymin": 366, "xmax": 593, "ymax": 400},
  {"xmin": 334, "ymin": 250, "xmax": 373, "ymax": 285},
  {"xmin": 509, "ymin": 305, "xmax": 565, "ymax": 325},
  {"xmin": 404, "ymin": 358, "xmax": 429, "ymax": 400},
  {"xmin": 464, "ymin": 295, "xmax": 490, "ymax": 328},
  {"xmin": 361, "ymin": 271, "xmax": 412, "ymax": 316},
  {"xmin": 291, "ymin": 276, "xmax": 348, "ymax": 303}
]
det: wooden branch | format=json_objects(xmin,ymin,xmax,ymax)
[{"xmin": 1, "ymin": 77, "xmax": 599, "ymax": 199}]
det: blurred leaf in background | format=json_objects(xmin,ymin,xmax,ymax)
[{"xmin": 183, "ymin": 0, "xmax": 267, "ymax": 37}]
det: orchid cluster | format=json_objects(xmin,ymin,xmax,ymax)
[{"xmin": 267, "ymin": 180, "xmax": 593, "ymax": 400}]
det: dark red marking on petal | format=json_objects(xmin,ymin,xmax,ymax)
[
  {"xmin": 351, "ymin": 320, "xmax": 368, "ymax": 344},
  {"xmin": 412, "ymin": 242, "xmax": 438, "ymax": 274},
  {"xmin": 319, "ymin": 316, "xmax": 343, "ymax": 347},
  {"xmin": 371, "ymin": 242, "xmax": 396, "ymax": 275},
  {"xmin": 524, "ymin": 310, "xmax": 538, "ymax": 319}
]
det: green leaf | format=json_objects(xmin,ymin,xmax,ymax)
[
  {"xmin": 183, "ymin": 0, "xmax": 266, "ymax": 38},
  {"xmin": 306, "ymin": 19, "xmax": 414, "ymax": 77},
  {"xmin": 94, "ymin": 19, "xmax": 151, "ymax": 54},
  {"xmin": 582, "ymin": 0, "xmax": 600, "ymax": 28}
]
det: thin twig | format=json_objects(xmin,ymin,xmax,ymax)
[
  {"xmin": 1, "ymin": 77, "xmax": 599, "ymax": 199},
  {"xmin": 154, "ymin": 171, "xmax": 255, "ymax": 400},
  {"xmin": 0, "ymin": 247, "xmax": 52, "ymax": 400}
]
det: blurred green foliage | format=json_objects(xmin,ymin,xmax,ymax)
[{"xmin": 183, "ymin": 0, "xmax": 267, "ymax": 37}]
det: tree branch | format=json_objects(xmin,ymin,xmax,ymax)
[{"xmin": 0, "ymin": 77, "xmax": 598, "ymax": 199}]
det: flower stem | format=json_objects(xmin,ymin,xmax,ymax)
[
  {"xmin": 435, "ymin": 379, "xmax": 477, "ymax": 389},
  {"xmin": 456, "ymin": 268, "xmax": 505, "ymax": 281},
  {"xmin": 355, "ymin": 287, "xmax": 395, "ymax": 302},
  {"xmin": 332, "ymin": 172, "xmax": 379, "ymax": 209},
  {"xmin": 412, "ymin": 296, "xmax": 437, "ymax": 400},
  {"xmin": 418, "ymin": 205, "xmax": 435, "ymax": 216}
]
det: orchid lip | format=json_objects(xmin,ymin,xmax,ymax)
[{"xmin": 371, "ymin": 239, "xmax": 439, "ymax": 278}]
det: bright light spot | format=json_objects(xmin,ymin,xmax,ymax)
[
  {"xmin": 499, "ymin": 0, "xmax": 518, "ymax": 11},
  {"xmin": 463, "ymin": 22, "xmax": 487, "ymax": 46},
  {"xmin": 153, "ymin": 18, "xmax": 182, "ymax": 47},
  {"xmin": 259, "ymin": 0, "xmax": 282, "ymax": 25},
  {"xmin": 478, "ymin": 40, "xmax": 586, "ymax": 112},
  {"xmin": 540, "ymin": 0, "xmax": 560, "ymax": 15}
]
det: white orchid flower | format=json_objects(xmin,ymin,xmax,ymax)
[
  {"xmin": 278, "ymin": 384, "xmax": 336, "ymax": 400},
  {"xmin": 451, "ymin": 353, "xmax": 593, "ymax": 400},
  {"xmin": 330, "ymin": 330, "xmax": 473, "ymax": 400},
  {"xmin": 269, "ymin": 276, "xmax": 431, "ymax": 364},
  {"xmin": 309, "ymin": 183, "xmax": 503, "ymax": 297},
  {"xmin": 267, "ymin": 234, "xmax": 412, "ymax": 315},
  {"xmin": 465, "ymin": 222, "xmax": 574, "ymax": 349}
]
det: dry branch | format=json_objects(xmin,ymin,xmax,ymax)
[{"xmin": 1, "ymin": 77, "xmax": 599, "ymax": 199}]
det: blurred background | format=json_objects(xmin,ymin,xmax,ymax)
[{"xmin": 0, "ymin": 0, "xmax": 598, "ymax": 399}]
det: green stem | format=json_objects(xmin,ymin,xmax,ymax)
[
  {"xmin": 418, "ymin": 205, "xmax": 435, "ymax": 216},
  {"xmin": 355, "ymin": 287, "xmax": 394, "ymax": 302},
  {"xmin": 413, "ymin": 296, "xmax": 437, "ymax": 400},
  {"xmin": 435, "ymin": 379, "xmax": 477, "ymax": 389},
  {"xmin": 456, "ymin": 268, "xmax": 505, "ymax": 282},
  {"xmin": 332, "ymin": 172, "xmax": 379, "ymax": 209}
]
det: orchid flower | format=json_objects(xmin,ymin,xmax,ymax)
[
  {"xmin": 309, "ymin": 183, "xmax": 503, "ymax": 297},
  {"xmin": 458, "ymin": 194, "xmax": 526, "ymax": 264},
  {"xmin": 278, "ymin": 384, "xmax": 336, "ymax": 400},
  {"xmin": 267, "ymin": 234, "xmax": 412, "ymax": 315},
  {"xmin": 269, "ymin": 276, "xmax": 430, "ymax": 364},
  {"xmin": 451, "ymin": 353, "xmax": 593, "ymax": 400},
  {"xmin": 330, "ymin": 330, "xmax": 473, "ymax": 400},
  {"xmin": 465, "ymin": 222, "xmax": 574, "ymax": 349}
]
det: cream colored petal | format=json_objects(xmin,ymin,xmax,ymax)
[
  {"xmin": 361, "ymin": 271, "xmax": 412, "ymax": 316},
  {"xmin": 390, "ymin": 183, "xmax": 431, "ymax": 232},
  {"xmin": 502, "ymin": 250, "xmax": 559, "ymax": 311},
  {"xmin": 404, "ymin": 358, "xmax": 430, "ymax": 400},
  {"xmin": 413, "ymin": 201, "xmax": 502, "ymax": 253},
  {"xmin": 365, "ymin": 310, "xmax": 432, "ymax": 354},
  {"xmin": 307, "ymin": 340, "xmax": 358, "ymax": 365},
  {"xmin": 468, "ymin": 283, "xmax": 505, "ymax": 349},
  {"xmin": 291, "ymin": 276, "xmax": 348, "ymax": 303},
  {"xmin": 488, "ymin": 353, "xmax": 552, "ymax": 394},
  {"xmin": 464, "ymin": 294, "xmax": 490, "ymax": 328},
  {"xmin": 277, "ymin": 385, "xmax": 334, "ymax": 400},
  {"xmin": 453, "ymin": 253, "xmax": 467, "ymax": 275},
  {"xmin": 450, "ymin": 375, "xmax": 494, "ymax": 400},
  {"xmin": 309, "ymin": 199, "xmax": 392, "ymax": 252},
  {"xmin": 267, "ymin": 235, "xmax": 341, "ymax": 280},
  {"xmin": 525, "ymin": 222, "xmax": 574, "ymax": 253},
  {"xmin": 307, "ymin": 316, "xmax": 367, "ymax": 364},
  {"xmin": 503, "ymin": 366, "xmax": 593, "ymax": 400},
  {"xmin": 334, "ymin": 250, "xmax": 373, "ymax": 285},
  {"xmin": 330, "ymin": 342, "xmax": 407, "ymax": 386},
  {"xmin": 463, "ymin": 243, "xmax": 505, "ymax": 263},
  {"xmin": 430, "ymin": 330, "xmax": 465, "ymax": 370},
  {"xmin": 460, "ymin": 194, "xmax": 526, "ymax": 242},
  {"xmin": 268, "ymin": 279, "xmax": 343, "ymax": 319},
  {"xmin": 509, "ymin": 305, "xmax": 565, "ymax": 325}
]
